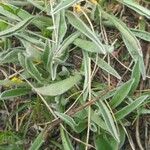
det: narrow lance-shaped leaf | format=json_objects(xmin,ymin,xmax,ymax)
[
  {"xmin": 115, "ymin": 95, "xmax": 149, "ymax": 120},
  {"xmin": 0, "ymin": 88, "xmax": 31, "ymax": 100},
  {"xmin": 117, "ymin": 0, "xmax": 150, "ymax": 19},
  {"xmin": 131, "ymin": 29, "xmax": 150, "ymax": 42},
  {"xmin": 129, "ymin": 61, "xmax": 141, "ymax": 95},
  {"xmin": 29, "ymin": 131, "xmax": 44, "ymax": 150},
  {"xmin": 82, "ymin": 51, "xmax": 90, "ymax": 101},
  {"xmin": 66, "ymin": 11, "xmax": 106, "ymax": 54},
  {"xmin": 92, "ymin": 57, "xmax": 121, "ymax": 79},
  {"xmin": 53, "ymin": 0, "xmax": 81, "ymax": 14},
  {"xmin": 74, "ymin": 38, "xmax": 114, "ymax": 53},
  {"xmin": 42, "ymin": 40, "xmax": 53, "ymax": 69},
  {"xmin": 25, "ymin": 57, "xmax": 44, "ymax": 83},
  {"xmin": 27, "ymin": 0, "xmax": 44, "ymax": 11},
  {"xmin": 58, "ymin": 31, "xmax": 80, "ymax": 54},
  {"xmin": 110, "ymin": 79, "xmax": 135, "ymax": 108},
  {"xmin": 0, "ymin": 48, "xmax": 23, "ymax": 64},
  {"xmin": 100, "ymin": 9, "xmax": 146, "ymax": 79},
  {"xmin": 102, "ymin": 12, "xmax": 142, "ymax": 58},
  {"xmin": 55, "ymin": 10, "xmax": 67, "ymax": 45},
  {"xmin": 0, "ymin": 5, "xmax": 21, "ymax": 21},
  {"xmin": 60, "ymin": 127, "xmax": 74, "ymax": 150},
  {"xmin": 56, "ymin": 111, "xmax": 86, "ymax": 133},
  {"xmin": 35, "ymin": 73, "xmax": 81, "ymax": 96},
  {"xmin": 122, "ymin": 36, "xmax": 146, "ymax": 79},
  {"xmin": 94, "ymin": 134, "xmax": 118, "ymax": 150},
  {"xmin": 55, "ymin": 112, "xmax": 77, "ymax": 131},
  {"xmin": 97, "ymin": 100, "xmax": 120, "ymax": 142},
  {"xmin": 0, "ymin": 16, "xmax": 34, "ymax": 37}
]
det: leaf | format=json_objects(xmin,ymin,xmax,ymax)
[
  {"xmin": 131, "ymin": 29, "xmax": 150, "ymax": 42},
  {"xmin": 110, "ymin": 79, "xmax": 135, "ymax": 108},
  {"xmin": 82, "ymin": 51, "xmax": 90, "ymax": 101},
  {"xmin": 97, "ymin": 100, "xmax": 119, "ymax": 142},
  {"xmin": 0, "ymin": 88, "xmax": 31, "ymax": 100},
  {"xmin": 25, "ymin": 57, "xmax": 44, "ymax": 83},
  {"xmin": 115, "ymin": 95, "xmax": 149, "ymax": 120},
  {"xmin": 18, "ymin": 53, "xmax": 26, "ymax": 68},
  {"xmin": 129, "ymin": 61, "xmax": 141, "ymax": 95},
  {"xmin": 0, "ymin": 5, "xmax": 21, "ymax": 21},
  {"xmin": 0, "ymin": 48, "xmax": 23, "ymax": 64},
  {"xmin": 53, "ymin": 0, "xmax": 80, "ymax": 14},
  {"xmin": 74, "ymin": 38, "xmax": 114, "ymax": 53},
  {"xmin": 92, "ymin": 57, "xmax": 121, "ymax": 79},
  {"xmin": 103, "ymin": 12, "xmax": 142, "ymax": 58},
  {"xmin": 35, "ymin": 73, "xmax": 81, "ymax": 96},
  {"xmin": 95, "ymin": 134, "xmax": 118, "ymax": 150},
  {"xmin": 123, "ymin": 36, "xmax": 146, "ymax": 79},
  {"xmin": 58, "ymin": 31, "xmax": 80, "ymax": 53},
  {"xmin": 56, "ymin": 111, "xmax": 86, "ymax": 133},
  {"xmin": 42, "ymin": 40, "xmax": 53, "ymax": 69},
  {"xmin": 20, "ymin": 40, "xmax": 41, "ymax": 62},
  {"xmin": 118, "ymin": 126, "xmax": 126, "ymax": 149},
  {"xmin": 90, "ymin": 109, "xmax": 108, "ymax": 131},
  {"xmin": 66, "ymin": 11, "xmax": 106, "ymax": 54},
  {"xmin": 29, "ymin": 132, "xmax": 44, "ymax": 150},
  {"xmin": 55, "ymin": 10, "xmax": 67, "ymax": 44},
  {"xmin": 15, "ymin": 33, "xmax": 45, "ymax": 48},
  {"xmin": 139, "ymin": 108, "xmax": 150, "ymax": 115},
  {"xmin": 118, "ymin": 0, "xmax": 150, "ymax": 19},
  {"xmin": 60, "ymin": 127, "xmax": 74, "ymax": 150},
  {"xmin": 27, "ymin": 0, "xmax": 44, "ymax": 11},
  {"xmin": 0, "ymin": 16, "xmax": 34, "ymax": 37},
  {"xmin": 55, "ymin": 111, "xmax": 77, "ymax": 130}
]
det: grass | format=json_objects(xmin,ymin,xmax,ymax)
[{"xmin": 0, "ymin": 0, "xmax": 150, "ymax": 149}]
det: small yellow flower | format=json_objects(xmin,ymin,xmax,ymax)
[
  {"xmin": 74, "ymin": 4, "xmax": 82, "ymax": 13},
  {"xmin": 11, "ymin": 77, "xmax": 23, "ymax": 84},
  {"xmin": 90, "ymin": 0, "xmax": 98, "ymax": 5}
]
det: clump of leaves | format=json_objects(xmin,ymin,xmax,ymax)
[{"xmin": 0, "ymin": 0, "xmax": 150, "ymax": 150}]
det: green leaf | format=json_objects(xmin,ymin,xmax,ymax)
[
  {"xmin": 82, "ymin": 51, "xmax": 89, "ymax": 102},
  {"xmin": 94, "ymin": 134, "xmax": 118, "ymax": 150},
  {"xmin": 53, "ymin": 0, "xmax": 80, "ymax": 14},
  {"xmin": 0, "ymin": 88, "xmax": 31, "ymax": 100},
  {"xmin": 58, "ymin": 31, "xmax": 80, "ymax": 53},
  {"xmin": 93, "ymin": 57, "xmax": 121, "ymax": 79},
  {"xmin": 60, "ymin": 127, "xmax": 74, "ymax": 150},
  {"xmin": 110, "ymin": 79, "xmax": 135, "ymax": 108},
  {"xmin": 115, "ymin": 95, "xmax": 149, "ymax": 120},
  {"xmin": 42, "ymin": 40, "xmax": 53, "ymax": 69},
  {"xmin": 0, "ymin": 48, "xmax": 23, "ymax": 64},
  {"xmin": 27, "ymin": 0, "xmax": 44, "ymax": 11},
  {"xmin": 0, "ymin": 5, "xmax": 21, "ymax": 21},
  {"xmin": 15, "ymin": 33, "xmax": 45, "ymax": 48},
  {"xmin": 55, "ymin": 10, "xmax": 67, "ymax": 44},
  {"xmin": 74, "ymin": 38, "xmax": 114, "ymax": 53},
  {"xmin": 129, "ymin": 61, "xmax": 141, "ymax": 95},
  {"xmin": 66, "ymin": 11, "xmax": 106, "ymax": 54},
  {"xmin": 139, "ymin": 108, "xmax": 150, "ymax": 115},
  {"xmin": 0, "ymin": 16, "xmax": 34, "ymax": 37},
  {"xmin": 131, "ymin": 29, "xmax": 150, "ymax": 42},
  {"xmin": 91, "ymin": 109, "xmax": 108, "ymax": 131},
  {"xmin": 122, "ymin": 36, "xmax": 146, "ymax": 79},
  {"xmin": 103, "ymin": 12, "xmax": 142, "ymax": 58},
  {"xmin": 56, "ymin": 111, "xmax": 77, "ymax": 130},
  {"xmin": 97, "ymin": 100, "xmax": 119, "ymax": 142},
  {"xmin": 29, "ymin": 132, "xmax": 44, "ymax": 150},
  {"xmin": 35, "ymin": 73, "xmax": 81, "ymax": 96},
  {"xmin": 118, "ymin": 0, "xmax": 150, "ymax": 19},
  {"xmin": 25, "ymin": 57, "xmax": 44, "ymax": 83},
  {"xmin": 56, "ymin": 111, "xmax": 86, "ymax": 133}
]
